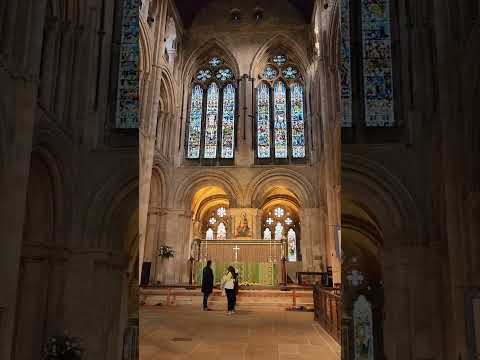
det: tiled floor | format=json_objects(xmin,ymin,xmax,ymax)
[{"xmin": 140, "ymin": 305, "xmax": 340, "ymax": 360}]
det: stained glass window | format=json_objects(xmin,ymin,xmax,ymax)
[
  {"xmin": 282, "ymin": 66, "xmax": 298, "ymax": 79},
  {"xmin": 196, "ymin": 69, "xmax": 212, "ymax": 82},
  {"xmin": 186, "ymin": 57, "xmax": 236, "ymax": 160},
  {"xmin": 274, "ymin": 222, "xmax": 284, "ymax": 240},
  {"xmin": 273, "ymin": 55, "xmax": 286, "ymax": 65},
  {"xmin": 361, "ymin": 0, "xmax": 394, "ymax": 126},
  {"xmin": 340, "ymin": 0, "xmax": 353, "ymax": 127},
  {"xmin": 273, "ymin": 81, "xmax": 288, "ymax": 158},
  {"xmin": 115, "ymin": 0, "xmax": 139, "ymax": 128},
  {"xmin": 221, "ymin": 84, "xmax": 235, "ymax": 158},
  {"xmin": 217, "ymin": 207, "xmax": 227, "ymax": 217},
  {"xmin": 217, "ymin": 222, "xmax": 227, "ymax": 240},
  {"xmin": 290, "ymin": 83, "xmax": 306, "ymax": 158},
  {"xmin": 257, "ymin": 83, "xmax": 271, "ymax": 158},
  {"xmin": 256, "ymin": 56, "xmax": 306, "ymax": 161},
  {"xmin": 274, "ymin": 207, "xmax": 285, "ymax": 218},
  {"xmin": 204, "ymin": 83, "xmax": 219, "ymax": 158},
  {"xmin": 187, "ymin": 85, "xmax": 203, "ymax": 158},
  {"xmin": 206, "ymin": 228, "xmax": 214, "ymax": 240},
  {"xmin": 209, "ymin": 57, "xmax": 222, "ymax": 67},
  {"xmin": 263, "ymin": 228, "xmax": 272, "ymax": 240},
  {"xmin": 216, "ymin": 68, "xmax": 233, "ymax": 81},
  {"xmin": 287, "ymin": 229, "xmax": 297, "ymax": 261},
  {"xmin": 262, "ymin": 66, "xmax": 278, "ymax": 80}
]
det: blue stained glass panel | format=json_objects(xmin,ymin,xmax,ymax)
[
  {"xmin": 115, "ymin": 0, "xmax": 139, "ymax": 128},
  {"xmin": 282, "ymin": 66, "xmax": 298, "ymax": 80},
  {"xmin": 273, "ymin": 55, "xmax": 286, "ymax": 65},
  {"xmin": 204, "ymin": 83, "xmax": 219, "ymax": 158},
  {"xmin": 361, "ymin": 0, "xmax": 394, "ymax": 126},
  {"xmin": 216, "ymin": 68, "xmax": 233, "ymax": 81},
  {"xmin": 290, "ymin": 83, "xmax": 306, "ymax": 158},
  {"xmin": 221, "ymin": 84, "xmax": 235, "ymax": 158},
  {"xmin": 341, "ymin": 0, "xmax": 353, "ymax": 127},
  {"xmin": 209, "ymin": 57, "xmax": 222, "ymax": 67},
  {"xmin": 196, "ymin": 69, "xmax": 212, "ymax": 81},
  {"xmin": 273, "ymin": 81, "xmax": 288, "ymax": 158},
  {"xmin": 256, "ymin": 83, "xmax": 271, "ymax": 158},
  {"xmin": 262, "ymin": 66, "xmax": 278, "ymax": 80},
  {"xmin": 187, "ymin": 85, "xmax": 203, "ymax": 158}
]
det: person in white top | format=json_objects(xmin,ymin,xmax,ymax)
[{"xmin": 221, "ymin": 266, "xmax": 237, "ymax": 315}]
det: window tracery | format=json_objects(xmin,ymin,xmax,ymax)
[
  {"xmin": 263, "ymin": 206, "xmax": 299, "ymax": 262},
  {"xmin": 204, "ymin": 206, "xmax": 229, "ymax": 239},
  {"xmin": 186, "ymin": 56, "xmax": 236, "ymax": 160},
  {"xmin": 256, "ymin": 54, "xmax": 306, "ymax": 161}
]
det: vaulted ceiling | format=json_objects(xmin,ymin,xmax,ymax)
[{"xmin": 174, "ymin": 0, "xmax": 315, "ymax": 28}]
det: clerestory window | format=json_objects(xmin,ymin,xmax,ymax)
[
  {"xmin": 255, "ymin": 54, "xmax": 306, "ymax": 163},
  {"xmin": 186, "ymin": 57, "xmax": 236, "ymax": 162}
]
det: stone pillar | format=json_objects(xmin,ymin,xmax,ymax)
[
  {"xmin": 138, "ymin": 0, "xmax": 169, "ymax": 282},
  {"xmin": 0, "ymin": 1, "xmax": 48, "ymax": 356},
  {"xmin": 155, "ymin": 209, "xmax": 192, "ymax": 285},
  {"xmin": 302, "ymin": 207, "xmax": 327, "ymax": 272}
]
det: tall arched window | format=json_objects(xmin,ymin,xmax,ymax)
[
  {"xmin": 186, "ymin": 57, "xmax": 236, "ymax": 161},
  {"xmin": 256, "ymin": 54, "xmax": 306, "ymax": 162},
  {"xmin": 341, "ymin": 0, "xmax": 395, "ymax": 128}
]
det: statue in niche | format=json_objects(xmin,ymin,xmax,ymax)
[{"xmin": 236, "ymin": 212, "xmax": 250, "ymax": 237}]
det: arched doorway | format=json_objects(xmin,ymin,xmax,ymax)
[{"xmin": 342, "ymin": 199, "xmax": 384, "ymax": 359}]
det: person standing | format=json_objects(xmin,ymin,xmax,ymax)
[
  {"xmin": 221, "ymin": 266, "xmax": 237, "ymax": 315},
  {"xmin": 201, "ymin": 260, "xmax": 214, "ymax": 311}
]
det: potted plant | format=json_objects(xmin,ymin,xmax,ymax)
[
  {"xmin": 43, "ymin": 333, "xmax": 84, "ymax": 360},
  {"xmin": 158, "ymin": 245, "xmax": 175, "ymax": 259}
]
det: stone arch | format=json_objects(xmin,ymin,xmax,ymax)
[
  {"xmin": 83, "ymin": 168, "xmax": 138, "ymax": 250},
  {"xmin": 249, "ymin": 33, "xmax": 310, "ymax": 80},
  {"xmin": 158, "ymin": 65, "xmax": 176, "ymax": 114},
  {"xmin": 247, "ymin": 169, "xmax": 318, "ymax": 209},
  {"xmin": 150, "ymin": 165, "xmax": 167, "ymax": 208},
  {"xmin": 139, "ymin": 16, "xmax": 152, "ymax": 81},
  {"xmin": 15, "ymin": 146, "xmax": 69, "ymax": 359},
  {"xmin": 173, "ymin": 170, "xmax": 242, "ymax": 210},
  {"xmin": 182, "ymin": 38, "xmax": 241, "ymax": 85},
  {"xmin": 342, "ymin": 153, "xmax": 420, "ymax": 243},
  {"xmin": 342, "ymin": 153, "xmax": 421, "ymax": 357}
]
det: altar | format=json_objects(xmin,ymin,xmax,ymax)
[{"xmin": 194, "ymin": 239, "xmax": 284, "ymax": 286}]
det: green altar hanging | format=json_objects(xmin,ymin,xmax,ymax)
[{"xmin": 195, "ymin": 260, "xmax": 278, "ymax": 287}]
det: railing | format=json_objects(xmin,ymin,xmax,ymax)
[{"xmin": 313, "ymin": 284, "xmax": 341, "ymax": 343}]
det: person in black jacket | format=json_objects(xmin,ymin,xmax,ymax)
[{"xmin": 201, "ymin": 260, "xmax": 214, "ymax": 311}]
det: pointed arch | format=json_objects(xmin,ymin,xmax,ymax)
[
  {"xmin": 249, "ymin": 34, "xmax": 309, "ymax": 79},
  {"xmin": 182, "ymin": 37, "xmax": 240, "ymax": 84}
]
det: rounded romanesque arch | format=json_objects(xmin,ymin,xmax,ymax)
[
  {"xmin": 247, "ymin": 168, "xmax": 318, "ymax": 209},
  {"xmin": 83, "ymin": 168, "xmax": 138, "ymax": 250},
  {"xmin": 342, "ymin": 153, "xmax": 420, "ymax": 244},
  {"xmin": 149, "ymin": 165, "xmax": 167, "ymax": 209},
  {"xmin": 172, "ymin": 170, "xmax": 243, "ymax": 210}
]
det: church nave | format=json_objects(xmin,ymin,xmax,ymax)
[{"xmin": 140, "ymin": 305, "xmax": 340, "ymax": 360}]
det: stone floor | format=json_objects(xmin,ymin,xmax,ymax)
[{"xmin": 140, "ymin": 305, "xmax": 340, "ymax": 360}]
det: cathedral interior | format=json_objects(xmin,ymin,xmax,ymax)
[{"xmin": 0, "ymin": 0, "xmax": 478, "ymax": 359}]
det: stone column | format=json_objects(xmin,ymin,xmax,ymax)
[
  {"xmin": 0, "ymin": 1, "xmax": 48, "ymax": 356},
  {"xmin": 302, "ymin": 207, "xmax": 327, "ymax": 272},
  {"xmin": 155, "ymin": 209, "xmax": 192, "ymax": 285},
  {"xmin": 138, "ymin": 0, "xmax": 169, "ymax": 282}
]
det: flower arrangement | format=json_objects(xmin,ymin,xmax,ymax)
[
  {"xmin": 158, "ymin": 245, "xmax": 175, "ymax": 258},
  {"xmin": 43, "ymin": 333, "xmax": 84, "ymax": 360}
]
